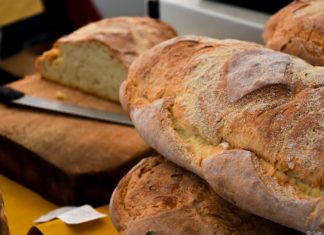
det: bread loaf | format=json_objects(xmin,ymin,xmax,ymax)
[
  {"xmin": 120, "ymin": 36, "xmax": 324, "ymax": 232},
  {"xmin": 36, "ymin": 17, "xmax": 177, "ymax": 102},
  {"xmin": 263, "ymin": 0, "xmax": 324, "ymax": 66},
  {"xmin": 110, "ymin": 156, "xmax": 295, "ymax": 235},
  {"xmin": 0, "ymin": 193, "xmax": 9, "ymax": 235}
]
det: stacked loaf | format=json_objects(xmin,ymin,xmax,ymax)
[
  {"xmin": 263, "ymin": 0, "xmax": 324, "ymax": 66},
  {"xmin": 36, "ymin": 17, "xmax": 177, "ymax": 102},
  {"xmin": 0, "ymin": 193, "xmax": 9, "ymax": 235},
  {"xmin": 119, "ymin": 35, "xmax": 323, "ymax": 232},
  {"xmin": 110, "ymin": 156, "xmax": 295, "ymax": 235}
]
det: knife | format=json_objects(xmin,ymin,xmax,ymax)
[{"xmin": 0, "ymin": 86, "xmax": 133, "ymax": 126}]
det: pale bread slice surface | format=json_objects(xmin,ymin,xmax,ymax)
[{"xmin": 37, "ymin": 17, "xmax": 177, "ymax": 102}]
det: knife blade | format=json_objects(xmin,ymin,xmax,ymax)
[{"xmin": 0, "ymin": 86, "xmax": 133, "ymax": 126}]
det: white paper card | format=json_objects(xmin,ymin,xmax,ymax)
[
  {"xmin": 34, "ymin": 206, "xmax": 76, "ymax": 223},
  {"xmin": 57, "ymin": 205, "xmax": 107, "ymax": 224}
]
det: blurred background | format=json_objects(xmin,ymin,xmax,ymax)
[{"xmin": 0, "ymin": 0, "xmax": 145, "ymax": 84}]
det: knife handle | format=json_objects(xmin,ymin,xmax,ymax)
[{"xmin": 0, "ymin": 86, "xmax": 24, "ymax": 103}]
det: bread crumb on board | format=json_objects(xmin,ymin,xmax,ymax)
[{"xmin": 55, "ymin": 90, "xmax": 67, "ymax": 100}]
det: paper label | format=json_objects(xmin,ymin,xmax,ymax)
[
  {"xmin": 34, "ymin": 205, "xmax": 107, "ymax": 224},
  {"xmin": 34, "ymin": 206, "xmax": 76, "ymax": 223},
  {"xmin": 57, "ymin": 205, "xmax": 107, "ymax": 224}
]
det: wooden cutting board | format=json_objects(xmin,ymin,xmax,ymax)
[{"xmin": 0, "ymin": 74, "xmax": 153, "ymax": 206}]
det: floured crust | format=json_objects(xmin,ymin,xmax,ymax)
[
  {"xmin": 225, "ymin": 49, "xmax": 291, "ymax": 102},
  {"xmin": 120, "ymin": 36, "xmax": 324, "ymax": 232},
  {"xmin": 263, "ymin": 0, "xmax": 324, "ymax": 66},
  {"xmin": 110, "ymin": 156, "xmax": 293, "ymax": 235},
  {"xmin": 0, "ymin": 193, "xmax": 9, "ymax": 235}
]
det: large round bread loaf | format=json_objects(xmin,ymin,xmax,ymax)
[
  {"xmin": 36, "ymin": 17, "xmax": 177, "ymax": 102},
  {"xmin": 120, "ymin": 36, "xmax": 324, "ymax": 232},
  {"xmin": 110, "ymin": 156, "xmax": 295, "ymax": 235},
  {"xmin": 263, "ymin": 0, "xmax": 324, "ymax": 66}
]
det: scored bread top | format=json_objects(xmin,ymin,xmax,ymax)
[
  {"xmin": 46, "ymin": 17, "xmax": 177, "ymax": 68},
  {"xmin": 263, "ymin": 0, "xmax": 324, "ymax": 66},
  {"xmin": 120, "ymin": 35, "xmax": 324, "ymax": 232}
]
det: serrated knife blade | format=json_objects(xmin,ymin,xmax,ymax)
[{"xmin": 0, "ymin": 86, "xmax": 133, "ymax": 126}]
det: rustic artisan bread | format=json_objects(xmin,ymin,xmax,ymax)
[
  {"xmin": 0, "ymin": 193, "xmax": 9, "ymax": 235},
  {"xmin": 263, "ymin": 0, "xmax": 324, "ymax": 66},
  {"xmin": 110, "ymin": 156, "xmax": 295, "ymax": 235},
  {"xmin": 120, "ymin": 35, "xmax": 324, "ymax": 232},
  {"xmin": 36, "ymin": 17, "xmax": 177, "ymax": 102}
]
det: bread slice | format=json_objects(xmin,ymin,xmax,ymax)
[
  {"xmin": 263, "ymin": 0, "xmax": 324, "ymax": 66},
  {"xmin": 36, "ymin": 17, "xmax": 177, "ymax": 102},
  {"xmin": 110, "ymin": 156, "xmax": 295, "ymax": 235},
  {"xmin": 0, "ymin": 193, "xmax": 9, "ymax": 235},
  {"xmin": 120, "ymin": 36, "xmax": 324, "ymax": 232}
]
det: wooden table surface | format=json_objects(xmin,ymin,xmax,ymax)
[{"xmin": 0, "ymin": 74, "xmax": 153, "ymax": 206}]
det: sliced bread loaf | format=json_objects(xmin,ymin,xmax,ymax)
[{"xmin": 37, "ymin": 17, "xmax": 177, "ymax": 102}]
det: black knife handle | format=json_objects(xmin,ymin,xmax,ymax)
[{"xmin": 0, "ymin": 86, "xmax": 24, "ymax": 103}]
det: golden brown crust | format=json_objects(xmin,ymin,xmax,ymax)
[
  {"xmin": 263, "ymin": 0, "xmax": 324, "ymax": 66},
  {"xmin": 120, "ymin": 36, "xmax": 324, "ymax": 232},
  {"xmin": 109, "ymin": 156, "xmax": 293, "ymax": 235},
  {"xmin": 37, "ymin": 16, "xmax": 177, "ymax": 68}
]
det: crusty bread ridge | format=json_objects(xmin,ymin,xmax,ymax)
[
  {"xmin": 120, "ymin": 35, "xmax": 324, "ymax": 232},
  {"xmin": 36, "ymin": 16, "xmax": 177, "ymax": 102},
  {"xmin": 110, "ymin": 155, "xmax": 294, "ymax": 235},
  {"xmin": 0, "ymin": 193, "xmax": 9, "ymax": 235},
  {"xmin": 263, "ymin": 0, "xmax": 324, "ymax": 66}
]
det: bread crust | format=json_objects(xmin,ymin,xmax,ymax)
[
  {"xmin": 120, "ymin": 36, "xmax": 324, "ymax": 232},
  {"xmin": 109, "ymin": 156, "xmax": 293, "ymax": 235},
  {"xmin": 37, "ymin": 17, "xmax": 177, "ymax": 68},
  {"xmin": 263, "ymin": 0, "xmax": 324, "ymax": 66}
]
